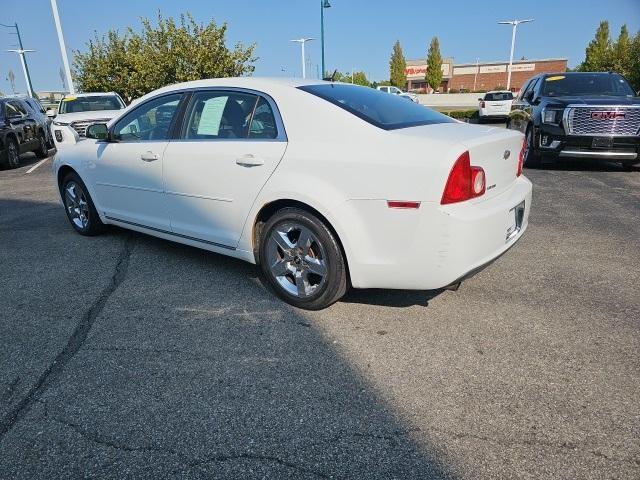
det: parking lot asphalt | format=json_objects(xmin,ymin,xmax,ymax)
[{"xmin": 0, "ymin": 149, "xmax": 639, "ymax": 479}]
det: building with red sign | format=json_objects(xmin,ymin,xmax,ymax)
[{"xmin": 405, "ymin": 57, "xmax": 568, "ymax": 92}]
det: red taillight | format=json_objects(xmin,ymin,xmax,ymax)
[
  {"xmin": 441, "ymin": 151, "xmax": 486, "ymax": 205},
  {"xmin": 517, "ymin": 137, "xmax": 525, "ymax": 177},
  {"xmin": 480, "ymin": 100, "xmax": 485, "ymax": 108}
]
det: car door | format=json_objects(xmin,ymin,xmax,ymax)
[
  {"xmin": 88, "ymin": 92, "xmax": 184, "ymax": 231},
  {"xmin": 510, "ymin": 78, "xmax": 538, "ymax": 132},
  {"xmin": 162, "ymin": 89, "xmax": 287, "ymax": 249},
  {"xmin": 6, "ymin": 101, "xmax": 36, "ymax": 151}
]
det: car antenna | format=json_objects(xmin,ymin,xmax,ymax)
[{"xmin": 323, "ymin": 69, "xmax": 338, "ymax": 82}]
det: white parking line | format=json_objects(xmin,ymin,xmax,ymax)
[{"xmin": 25, "ymin": 158, "xmax": 50, "ymax": 174}]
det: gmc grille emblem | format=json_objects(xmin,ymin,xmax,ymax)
[{"xmin": 591, "ymin": 111, "xmax": 625, "ymax": 120}]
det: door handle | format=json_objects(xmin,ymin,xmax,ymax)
[
  {"xmin": 236, "ymin": 154, "xmax": 264, "ymax": 167},
  {"xmin": 140, "ymin": 151, "xmax": 159, "ymax": 162}
]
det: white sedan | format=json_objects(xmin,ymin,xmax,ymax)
[{"xmin": 52, "ymin": 78, "xmax": 532, "ymax": 310}]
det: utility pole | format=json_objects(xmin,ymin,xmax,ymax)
[
  {"xmin": 498, "ymin": 19, "xmax": 534, "ymax": 91},
  {"xmin": 1, "ymin": 22, "xmax": 35, "ymax": 96},
  {"xmin": 320, "ymin": 0, "xmax": 331, "ymax": 78},
  {"xmin": 50, "ymin": 0, "xmax": 75, "ymax": 94},
  {"xmin": 473, "ymin": 57, "xmax": 479, "ymax": 92}
]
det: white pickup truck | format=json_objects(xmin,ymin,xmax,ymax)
[{"xmin": 376, "ymin": 86, "xmax": 420, "ymax": 103}]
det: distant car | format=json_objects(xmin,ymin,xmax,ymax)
[
  {"xmin": 377, "ymin": 85, "xmax": 420, "ymax": 103},
  {"xmin": 0, "ymin": 97, "xmax": 50, "ymax": 168},
  {"xmin": 51, "ymin": 92, "xmax": 126, "ymax": 146},
  {"xmin": 478, "ymin": 91, "xmax": 514, "ymax": 121},
  {"xmin": 52, "ymin": 77, "xmax": 531, "ymax": 310},
  {"xmin": 18, "ymin": 96, "xmax": 55, "ymax": 148},
  {"xmin": 508, "ymin": 71, "xmax": 640, "ymax": 169}
]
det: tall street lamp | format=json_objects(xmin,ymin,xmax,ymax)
[
  {"xmin": 50, "ymin": 0, "xmax": 75, "ymax": 94},
  {"xmin": 320, "ymin": 0, "xmax": 331, "ymax": 78},
  {"xmin": 5, "ymin": 49, "xmax": 36, "ymax": 97},
  {"xmin": 290, "ymin": 38, "xmax": 314, "ymax": 79},
  {"xmin": 498, "ymin": 18, "xmax": 534, "ymax": 91},
  {"xmin": 1, "ymin": 22, "xmax": 35, "ymax": 97}
]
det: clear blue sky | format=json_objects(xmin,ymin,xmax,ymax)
[{"xmin": 2, "ymin": 0, "xmax": 639, "ymax": 93}]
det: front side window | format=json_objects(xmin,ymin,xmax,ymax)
[
  {"xmin": 5, "ymin": 102, "xmax": 21, "ymax": 118},
  {"xmin": 182, "ymin": 91, "xmax": 258, "ymax": 140},
  {"xmin": 59, "ymin": 95, "xmax": 125, "ymax": 114},
  {"xmin": 299, "ymin": 83, "xmax": 455, "ymax": 130},
  {"xmin": 113, "ymin": 93, "xmax": 183, "ymax": 142}
]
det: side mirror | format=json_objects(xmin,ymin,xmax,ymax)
[
  {"xmin": 86, "ymin": 123, "xmax": 109, "ymax": 140},
  {"xmin": 524, "ymin": 90, "xmax": 534, "ymax": 102},
  {"xmin": 478, "ymin": 98, "xmax": 483, "ymax": 102},
  {"xmin": 46, "ymin": 109, "xmax": 56, "ymax": 118}
]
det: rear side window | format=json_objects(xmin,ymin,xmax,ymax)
[
  {"xmin": 299, "ymin": 83, "xmax": 454, "ymax": 130},
  {"xmin": 249, "ymin": 97, "xmax": 278, "ymax": 139},
  {"xmin": 182, "ymin": 91, "xmax": 258, "ymax": 139},
  {"xmin": 484, "ymin": 92, "xmax": 513, "ymax": 101}
]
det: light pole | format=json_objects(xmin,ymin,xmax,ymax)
[
  {"xmin": 6, "ymin": 49, "xmax": 36, "ymax": 97},
  {"xmin": 1, "ymin": 22, "xmax": 35, "ymax": 97},
  {"xmin": 320, "ymin": 0, "xmax": 331, "ymax": 78},
  {"xmin": 290, "ymin": 38, "xmax": 314, "ymax": 78},
  {"xmin": 498, "ymin": 18, "xmax": 534, "ymax": 90},
  {"xmin": 50, "ymin": 0, "xmax": 75, "ymax": 94}
]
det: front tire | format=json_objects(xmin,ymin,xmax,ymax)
[
  {"xmin": 61, "ymin": 172, "xmax": 106, "ymax": 236},
  {"xmin": 523, "ymin": 127, "xmax": 541, "ymax": 168},
  {"xmin": 259, "ymin": 208, "xmax": 348, "ymax": 310},
  {"xmin": 34, "ymin": 132, "xmax": 49, "ymax": 159},
  {"xmin": 5, "ymin": 137, "xmax": 20, "ymax": 168}
]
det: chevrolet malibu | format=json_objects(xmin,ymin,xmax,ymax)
[{"xmin": 52, "ymin": 78, "xmax": 532, "ymax": 310}]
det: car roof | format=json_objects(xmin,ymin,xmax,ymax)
[
  {"xmin": 486, "ymin": 90, "xmax": 512, "ymax": 94},
  {"xmin": 62, "ymin": 92, "xmax": 120, "ymax": 98}
]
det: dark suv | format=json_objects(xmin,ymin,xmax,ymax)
[
  {"xmin": 0, "ymin": 97, "xmax": 50, "ymax": 168},
  {"xmin": 508, "ymin": 72, "xmax": 640, "ymax": 169}
]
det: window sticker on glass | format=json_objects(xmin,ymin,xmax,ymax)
[{"xmin": 197, "ymin": 97, "xmax": 228, "ymax": 135}]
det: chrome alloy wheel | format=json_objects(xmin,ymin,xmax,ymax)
[
  {"xmin": 64, "ymin": 182, "xmax": 90, "ymax": 230},
  {"xmin": 7, "ymin": 141, "xmax": 19, "ymax": 167},
  {"xmin": 266, "ymin": 223, "xmax": 328, "ymax": 298}
]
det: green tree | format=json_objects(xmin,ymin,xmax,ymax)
[
  {"xmin": 389, "ymin": 40, "xmax": 407, "ymax": 89},
  {"xmin": 628, "ymin": 31, "xmax": 640, "ymax": 91},
  {"xmin": 579, "ymin": 21, "xmax": 613, "ymax": 71},
  {"xmin": 612, "ymin": 25, "xmax": 631, "ymax": 76},
  {"xmin": 425, "ymin": 36, "xmax": 443, "ymax": 91},
  {"xmin": 73, "ymin": 12, "xmax": 256, "ymax": 101}
]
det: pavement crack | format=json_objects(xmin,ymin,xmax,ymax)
[
  {"xmin": 0, "ymin": 234, "xmax": 135, "ymax": 441},
  {"xmin": 51, "ymin": 416, "xmax": 330, "ymax": 478}
]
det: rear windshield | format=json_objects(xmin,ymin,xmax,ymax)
[
  {"xmin": 484, "ymin": 92, "xmax": 513, "ymax": 101},
  {"xmin": 299, "ymin": 83, "xmax": 455, "ymax": 130},
  {"xmin": 59, "ymin": 95, "xmax": 125, "ymax": 114},
  {"xmin": 542, "ymin": 74, "xmax": 635, "ymax": 97}
]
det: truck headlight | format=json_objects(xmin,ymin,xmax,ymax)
[{"xmin": 542, "ymin": 108, "xmax": 562, "ymax": 125}]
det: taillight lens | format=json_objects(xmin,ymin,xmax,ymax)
[
  {"xmin": 517, "ymin": 137, "xmax": 525, "ymax": 177},
  {"xmin": 441, "ymin": 151, "xmax": 486, "ymax": 205},
  {"xmin": 480, "ymin": 101, "xmax": 485, "ymax": 108}
]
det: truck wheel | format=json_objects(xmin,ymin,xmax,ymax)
[
  {"xmin": 523, "ymin": 128, "xmax": 541, "ymax": 168},
  {"xmin": 34, "ymin": 132, "xmax": 49, "ymax": 159}
]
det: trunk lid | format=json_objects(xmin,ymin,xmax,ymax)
[{"xmin": 395, "ymin": 123, "xmax": 524, "ymax": 201}]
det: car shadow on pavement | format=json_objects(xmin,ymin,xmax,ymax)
[
  {"xmin": 527, "ymin": 158, "xmax": 639, "ymax": 173},
  {"xmin": 342, "ymin": 288, "xmax": 443, "ymax": 308},
  {"xmin": 0, "ymin": 202, "xmax": 453, "ymax": 479}
]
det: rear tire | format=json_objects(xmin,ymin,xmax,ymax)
[
  {"xmin": 61, "ymin": 172, "xmax": 106, "ymax": 236},
  {"xmin": 259, "ymin": 207, "xmax": 348, "ymax": 310},
  {"xmin": 523, "ymin": 127, "xmax": 541, "ymax": 168}
]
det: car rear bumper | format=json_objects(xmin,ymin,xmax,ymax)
[{"xmin": 339, "ymin": 176, "xmax": 533, "ymax": 290}]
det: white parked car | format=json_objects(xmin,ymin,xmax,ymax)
[
  {"xmin": 377, "ymin": 85, "xmax": 420, "ymax": 103},
  {"xmin": 478, "ymin": 90, "xmax": 514, "ymax": 121},
  {"xmin": 52, "ymin": 78, "xmax": 532, "ymax": 309},
  {"xmin": 51, "ymin": 92, "xmax": 126, "ymax": 146}
]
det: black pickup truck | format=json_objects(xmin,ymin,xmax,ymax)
[{"xmin": 507, "ymin": 72, "xmax": 640, "ymax": 169}]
